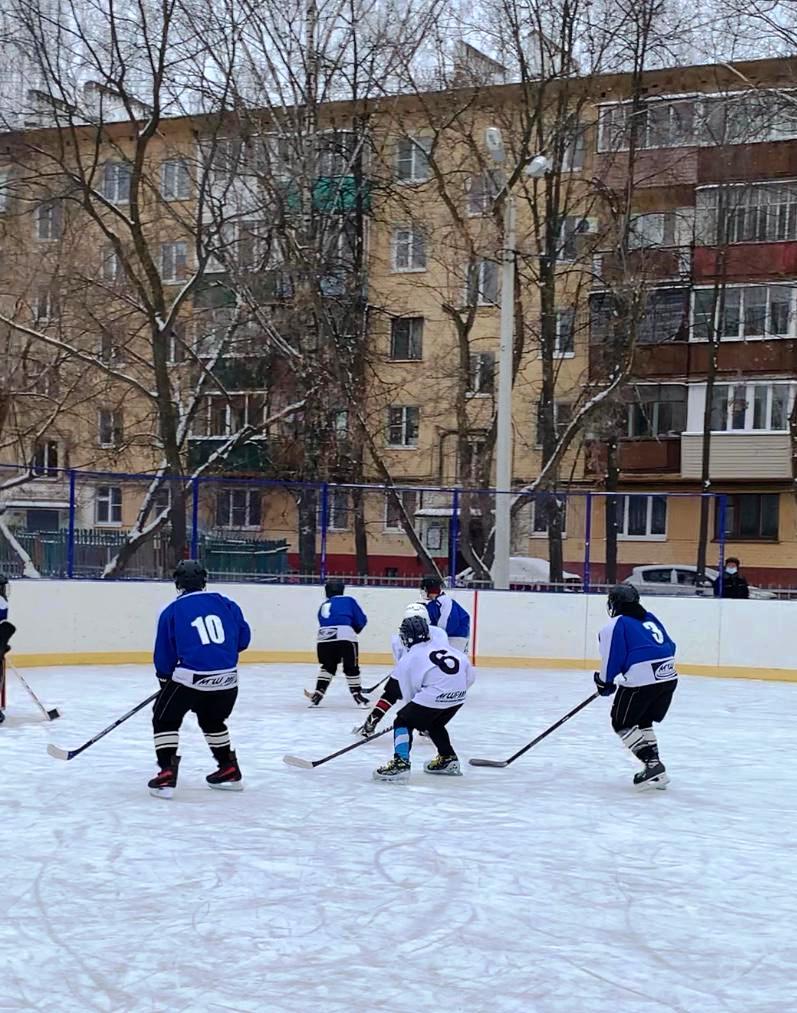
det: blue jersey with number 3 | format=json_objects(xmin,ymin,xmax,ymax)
[
  {"xmin": 154, "ymin": 590, "xmax": 251, "ymax": 676},
  {"xmin": 598, "ymin": 611, "xmax": 677, "ymax": 688}
]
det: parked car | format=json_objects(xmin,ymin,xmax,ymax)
[
  {"xmin": 625, "ymin": 564, "xmax": 776, "ymax": 600},
  {"xmin": 458, "ymin": 556, "xmax": 582, "ymax": 591}
]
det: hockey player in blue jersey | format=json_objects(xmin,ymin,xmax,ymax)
[
  {"xmin": 148, "ymin": 560, "xmax": 251, "ymax": 798},
  {"xmin": 593, "ymin": 583, "xmax": 677, "ymax": 790},
  {"xmin": 419, "ymin": 576, "xmax": 470, "ymax": 651},
  {"xmin": 309, "ymin": 580, "xmax": 369, "ymax": 707}
]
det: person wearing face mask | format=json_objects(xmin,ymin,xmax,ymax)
[{"xmin": 715, "ymin": 557, "xmax": 749, "ymax": 599}]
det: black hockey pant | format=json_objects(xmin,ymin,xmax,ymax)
[
  {"xmin": 315, "ymin": 641, "xmax": 362, "ymax": 694},
  {"xmin": 152, "ymin": 683, "xmax": 238, "ymax": 767},
  {"xmin": 394, "ymin": 701, "xmax": 463, "ymax": 760},
  {"xmin": 611, "ymin": 680, "xmax": 677, "ymax": 733}
]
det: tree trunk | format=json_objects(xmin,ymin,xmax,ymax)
[
  {"xmin": 351, "ymin": 486, "xmax": 368, "ymax": 577},
  {"xmin": 298, "ymin": 487, "xmax": 318, "ymax": 575}
]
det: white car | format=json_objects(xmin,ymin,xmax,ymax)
[
  {"xmin": 458, "ymin": 556, "xmax": 582, "ymax": 590},
  {"xmin": 625, "ymin": 564, "xmax": 775, "ymax": 600}
]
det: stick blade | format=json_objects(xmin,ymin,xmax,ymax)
[
  {"xmin": 468, "ymin": 758, "xmax": 509, "ymax": 768},
  {"xmin": 47, "ymin": 743, "xmax": 72, "ymax": 761},
  {"xmin": 283, "ymin": 754, "xmax": 315, "ymax": 769}
]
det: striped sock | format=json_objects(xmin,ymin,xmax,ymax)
[{"xmin": 394, "ymin": 726, "xmax": 411, "ymax": 761}]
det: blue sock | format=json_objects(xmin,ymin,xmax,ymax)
[{"xmin": 394, "ymin": 726, "xmax": 411, "ymax": 761}]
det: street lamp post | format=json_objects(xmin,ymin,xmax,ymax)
[{"xmin": 484, "ymin": 127, "xmax": 548, "ymax": 589}]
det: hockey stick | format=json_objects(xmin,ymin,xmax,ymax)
[
  {"xmin": 9, "ymin": 664, "xmax": 60, "ymax": 720},
  {"xmin": 47, "ymin": 691, "xmax": 159, "ymax": 761},
  {"xmin": 363, "ymin": 674, "xmax": 389, "ymax": 694},
  {"xmin": 283, "ymin": 724, "xmax": 394, "ymax": 769},
  {"xmin": 469, "ymin": 692, "xmax": 599, "ymax": 768}
]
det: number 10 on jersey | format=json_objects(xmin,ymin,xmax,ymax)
[{"xmin": 191, "ymin": 615, "xmax": 226, "ymax": 645}]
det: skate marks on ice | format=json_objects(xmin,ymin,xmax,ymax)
[{"xmin": 1, "ymin": 664, "xmax": 797, "ymax": 1012}]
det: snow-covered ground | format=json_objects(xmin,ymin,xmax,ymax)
[{"xmin": 2, "ymin": 663, "xmax": 795, "ymax": 1013}]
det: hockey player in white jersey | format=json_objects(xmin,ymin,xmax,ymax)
[
  {"xmin": 373, "ymin": 614, "xmax": 474, "ymax": 782},
  {"xmin": 353, "ymin": 603, "xmax": 448, "ymax": 737}
]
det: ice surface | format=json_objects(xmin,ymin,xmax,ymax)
[{"xmin": 2, "ymin": 663, "xmax": 796, "ymax": 1013}]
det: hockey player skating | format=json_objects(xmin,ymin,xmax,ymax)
[
  {"xmin": 148, "ymin": 560, "xmax": 251, "ymax": 799},
  {"xmin": 419, "ymin": 576, "xmax": 470, "ymax": 651},
  {"xmin": 309, "ymin": 580, "xmax": 368, "ymax": 707},
  {"xmin": 353, "ymin": 602, "xmax": 448, "ymax": 737},
  {"xmin": 373, "ymin": 614, "xmax": 474, "ymax": 782},
  {"xmin": 0, "ymin": 577, "xmax": 12, "ymax": 725},
  {"xmin": 594, "ymin": 583, "xmax": 677, "ymax": 790}
]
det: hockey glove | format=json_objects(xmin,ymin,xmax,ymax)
[
  {"xmin": 593, "ymin": 671, "xmax": 616, "ymax": 697},
  {"xmin": 156, "ymin": 673, "xmax": 171, "ymax": 689}
]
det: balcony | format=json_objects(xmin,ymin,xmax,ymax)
[
  {"xmin": 187, "ymin": 439, "xmax": 271, "ymax": 474},
  {"xmin": 594, "ymin": 247, "xmax": 691, "ymax": 286},
  {"xmin": 681, "ymin": 432, "xmax": 791, "ymax": 480},
  {"xmin": 693, "ymin": 243, "xmax": 797, "ymax": 283},
  {"xmin": 619, "ymin": 437, "xmax": 681, "ymax": 473}
]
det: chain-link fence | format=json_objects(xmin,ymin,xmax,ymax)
[{"xmin": 1, "ymin": 461, "xmax": 794, "ymax": 596}]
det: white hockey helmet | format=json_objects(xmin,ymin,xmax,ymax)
[{"xmin": 403, "ymin": 601, "xmax": 428, "ymax": 622}]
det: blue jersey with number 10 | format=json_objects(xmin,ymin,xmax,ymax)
[{"xmin": 154, "ymin": 590, "xmax": 251, "ymax": 677}]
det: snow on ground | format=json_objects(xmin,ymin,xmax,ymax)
[{"xmin": 2, "ymin": 663, "xmax": 796, "ymax": 1013}]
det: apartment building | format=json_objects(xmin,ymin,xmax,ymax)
[{"xmin": 1, "ymin": 56, "xmax": 797, "ymax": 584}]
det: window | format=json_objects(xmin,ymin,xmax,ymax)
[
  {"xmin": 396, "ymin": 135, "xmax": 431, "ymax": 182},
  {"xmin": 468, "ymin": 351, "xmax": 495, "ymax": 395},
  {"xmin": 98, "ymin": 409, "xmax": 123, "ymax": 447},
  {"xmin": 626, "ymin": 385, "xmax": 686, "ymax": 437},
  {"xmin": 385, "ymin": 489, "xmax": 418, "ymax": 530},
  {"xmin": 216, "ymin": 488, "xmax": 261, "ymax": 529},
  {"xmin": 709, "ymin": 382, "xmax": 792, "ymax": 432},
  {"xmin": 36, "ymin": 200, "xmax": 62, "ymax": 240},
  {"xmin": 317, "ymin": 131, "xmax": 357, "ymax": 176},
  {"xmin": 167, "ymin": 325, "xmax": 186, "ymax": 364},
  {"xmin": 160, "ymin": 159, "xmax": 191, "ymax": 201},
  {"xmin": 390, "ymin": 317, "xmax": 423, "ymax": 360},
  {"xmin": 639, "ymin": 290, "xmax": 689, "ymax": 344},
  {"xmin": 95, "ymin": 485, "xmax": 122, "ymax": 525},
  {"xmin": 161, "ymin": 241, "xmax": 188, "ymax": 283},
  {"xmin": 558, "ymin": 217, "xmax": 593, "ymax": 261},
  {"xmin": 32, "ymin": 440, "xmax": 59, "ymax": 477},
  {"xmin": 467, "ymin": 170, "xmax": 504, "ymax": 215},
  {"xmin": 616, "ymin": 495, "xmax": 667, "ymax": 539},
  {"xmin": 716, "ymin": 493, "xmax": 779, "ymax": 540},
  {"xmin": 101, "ymin": 247, "xmax": 121, "ymax": 282},
  {"xmin": 101, "ymin": 161, "xmax": 131, "ymax": 203},
  {"xmin": 640, "ymin": 567, "xmax": 674, "ymax": 584},
  {"xmin": 535, "ymin": 401, "xmax": 573, "ymax": 446},
  {"xmin": 696, "ymin": 183, "xmax": 797, "ymax": 246},
  {"xmin": 98, "ymin": 332, "xmax": 124, "ymax": 364},
  {"xmin": 392, "ymin": 227, "xmax": 426, "ymax": 271},
  {"xmin": 324, "ymin": 489, "xmax": 350, "ymax": 531},
  {"xmin": 555, "ymin": 309, "xmax": 575, "ymax": 356},
  {"xmin": 194, "ymin": 393, "xmax": 266, "ymax": 437},
  {"xmin": 692, "ymin": 285, "xmax": 795, "ymax": 341},
  {"xmin": 387, "ymin": 406, "xmax": 419, "ymax": 447},
  {"xmin": 466, "ymin": 259, "xmax": 499, "ymax": 306},
  {"xmin": 531, "ymin": 492, "xmax": 567, "ymax": 537},
  {"xmin": 562, "ymin": 124, "xmax": 586, "ymax": 171},
  {"xmin": 34, "ymin": 287, "xmax": 56, "ymax": 323},
  {"xmin": 0, "ymin": 169, "xmax": 11, "ymax": 213}
]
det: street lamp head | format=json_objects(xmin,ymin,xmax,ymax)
[
  {"xmin": 484, "ymin": 126, "xmax": 506, "ymax": 162},
  {"xmin": 525, "ymin": 154, "xmax": 550, "ymax": 178}
]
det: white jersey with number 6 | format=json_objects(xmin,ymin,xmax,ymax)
[{"xmin": 395, "ymin": 640, "xmax": 475, "ymax": 710}]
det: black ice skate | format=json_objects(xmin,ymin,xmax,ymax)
[
  {"xmin": 351, "ymin": 691, "xmax": 370, "ymax": 707},
  {"xmin": 634, "ymin": 759, "xmax": 670, "ymax": 790},
  {"xmin": 148, "ymin": 756, "xmax": 180, "ymax": 799},
  {"xmin": 353, "ymin": 711, "xmax": 381, "ymax": 737},
  {"xmin": 307, "ymin": 690, "xmax": 325, "ymax": 707},
  {"xmin": 373, "ymin": 755, "xmax": 411, "ymax": 783},
  {"xmin": 206, "ymin": 751, "xmax": 243, "ymax": 791},
  {"xmin": 0, "ymin": 709, "xmax": 5, "ymax": 724},
  {"xmin": 424, "ymin": 754, "xmax": 462, "ymax": 776}
]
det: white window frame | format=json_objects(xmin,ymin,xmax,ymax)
[
  {"xmin": 390, "ymin": 316, "xmax": 423, "ymax": 360},
  {"xmin": 32, "ymin": 440, "xmax": 59, "ymax": 478},
  {"xmin": 216, "ymin": 487, "xmax": 261, "ymax": 530},
  {"xmin": 392, "ymin": 227, "xmax": 427, "ymax": 272},
  {"xmin": 384, "ymin": 489, "xmax": 418, "ymax": 531},
  {"xmin": 467, "ymin": 351, "xmax": 496, "ymax": 396},
  {"xmin": 562, "ymin": 124, "xmax": 586, "ymax": 171},
  {"xmin": 708, "ymin": 381, "xmax": 794, "ymax": 434},
  {"xmin": 535, "ymin": 401, "xmax": 573, "ymax": 448},
  {"xmin": 558, "ymin": 217, "xmax": 595, "ymax": 262},
  {"xmin": 102, "ymin": 161, "xmax": 131, "ymax": 204},
  {"xmin": 36, "ymin": 200, "xmax": 62, "ymax": 241},
  {"xmin": 34, "ymin": 287, "xmax": 55, "ymax": 323},
  {"xmin": 386, "ymin": 406, "xmax": 419, "ymax": 448},
  {"xmin": 466, "ymin": 259, "xmax": 499, "ymax": 306},
  {"xmin": 616, "ymin": 494, "xmax": 668, "ymax": 541},
  {"xmin": 101, "ymin": 247, "xmax": 121, "ymax": 282},
  {"xmin": 160, "ymin": 241, "xmax": 188, "ymax": 283},
  {"xmin": 554, "ymin": 309, "xmax": 575, "ymax": 357},
  {"xmin": 626, "ymin": 384, "xmax": 687, "ymax": 438},
  {"xmin": 696, "ymin": 181, "xmax": 797, "ymax": 246},
  {"xmin": 194, "ymin": 393, "xmax": 267, "ymax": 438},
  {"xmin": 95, "ymin": 485, "xmax": 123, "ymax": 526},
  {"xmin": 160, "ymin": 158, "xmax": 191, "ymax": 201},
  {"xmin": 690, "ymin": 284, "xmax": 796, "ymax": 342},
  {"xmin": 323, "ymin": 488, "xmax": 350, "ymax": 531},
  {"xmin": 0, "ymin": 169, "xmax": 10, "ymax": 213},
  {"xmin": 395, "ymin": 135, "xmax": 431, "ymax": 183},
  {"xmin": 98, "ymin": 409, "xmax": 123, "ymax": 448},
  {"xmin": 530, "ymin": 494, "xmax": 568, "ymax": 539},
  {"xmin": 467, "ymin": 170, "xmax": 504, "ymax": 216}
]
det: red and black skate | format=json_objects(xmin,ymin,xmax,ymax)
[
  {"xmin": 206, "ymin": 751, "xmax": 243, "ymax": 791},
  {"xmin": 148, "ymin": 756, "xmax": 180, "ymax": 799}
]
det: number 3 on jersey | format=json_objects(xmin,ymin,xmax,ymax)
[
  {"xmin": 643, "ymin": 621, "xmax": 664, "ymax": 645},
  {"xmin": 191, "ymin": 614, "xmax": 226, "ymax": 645}
]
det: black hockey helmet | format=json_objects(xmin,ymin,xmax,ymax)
[
  {"xmin": 607, "ymin": 582, "xmax": 640, "ymax": 617},
  {"xmin": 325, "ymin": 580, "xmax": 345, "ymax": 598},
  {"xmin": 174, "ymin": 559, "xmax": 207, "ymax": 593},
  {"xmin": 0, "ymin": 575, "xmax": 8, "ymax": 599},
  {"xmin": 420, "ymin": 575, "xmax": 443, "ymax": 596},
  {"xmin": 399, "ymin": 614, "xmax": 430, "ymax": 649}
]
